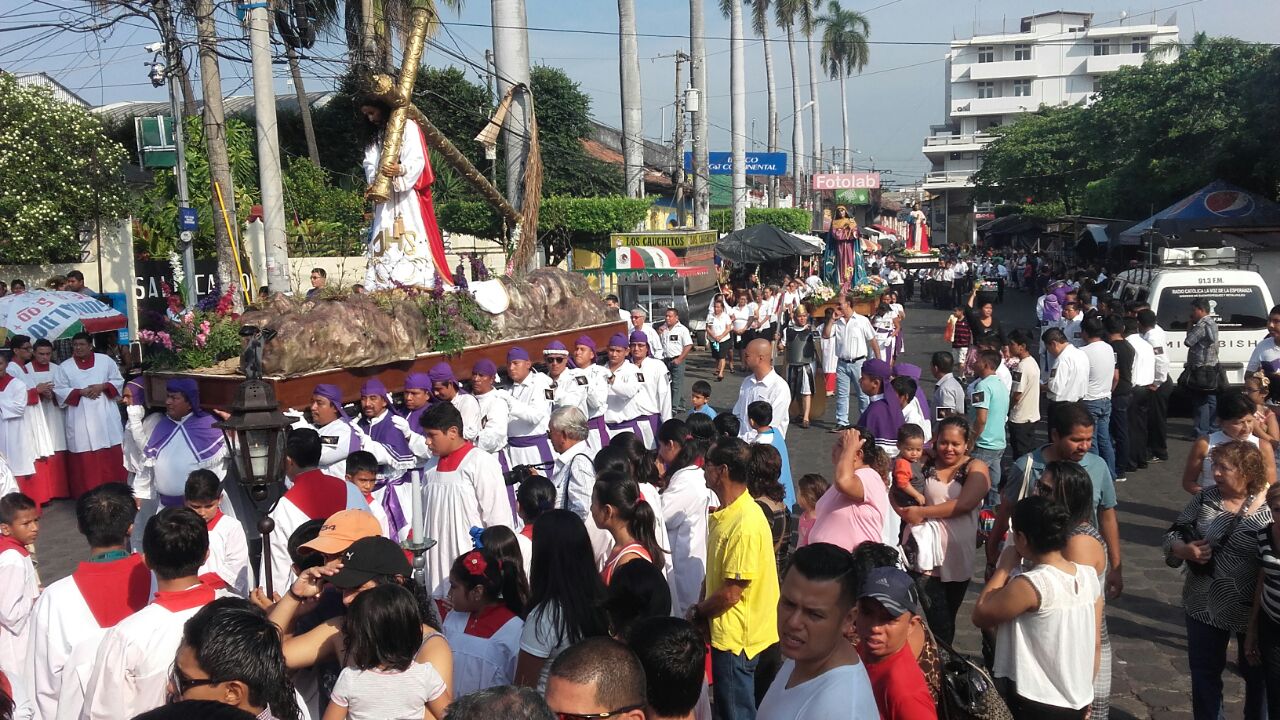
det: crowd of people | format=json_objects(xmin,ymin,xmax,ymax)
[{"xmin": 4, "ymin": 250, "xmax": 1280, "ymax": 720}]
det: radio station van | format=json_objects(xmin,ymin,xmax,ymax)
[{"xmin": 1108, "ymin": 247, "xmax": 1273, "ymax": 387}]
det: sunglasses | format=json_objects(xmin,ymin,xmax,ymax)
[
  {"xmin": 545, "ymin": 356, "xmax": 567, "ymax": 363},
  {"xmin": 556, "ymin": 705, "xmax": 644, "ymax": 720},
  {"xmin": 170, "ymin": 662, "xmax": 222, "ymax": 697}
]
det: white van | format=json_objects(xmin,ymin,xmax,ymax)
[{"xmin": 1108, "ymin": 248, "xmax": 1274, "ymax": 387}]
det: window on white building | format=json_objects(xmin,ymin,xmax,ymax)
[
  {"xmin": 1013, "ymin": 79, "xmax": 1032, "ymax": 97},
  {"xmin": 977, "ymin": 81, "xmax": 996, "ymax": 99},
  {"xmin": 977, "ymin": 46, "xmax": 994, "ymax": 63},
  {"xmin": 1014, "ymin": 44, "xmax": 1031, "ymax": 61},
  {"xmin": 1131, "ymin": 37, "xmax": 1150, "ymax": 54},
  {"xmin": 1093, "ymin": 38, "xmax": 1120, "ymax": 56}
]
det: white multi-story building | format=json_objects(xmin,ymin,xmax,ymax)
[{"xmin": 921, "ymin": 11, "xmax": 1179, "ymax": 245}]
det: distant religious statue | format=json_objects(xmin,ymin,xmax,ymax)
[
  {"xmin": 359, "ymin": 96, "xmax": 455, "ymax": 291},
  {"xmin": 907, "ymin": 205, "xmax": 931, "ymax": 253},
  {"xmin": 830, "ymin": 205, "xmax": 861, "ymax": 289}
]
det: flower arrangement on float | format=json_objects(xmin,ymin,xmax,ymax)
[{"xmin": 139, "ymin": 254, "xmax": 244, "ymax": 371}]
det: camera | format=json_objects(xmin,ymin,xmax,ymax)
[{"xmin": 504, "ymin": 462, "xmax": 553, "ymax": 486}]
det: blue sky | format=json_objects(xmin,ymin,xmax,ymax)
[{"xmin": 3, "ymin": 0, "xmax": 1277, "ymax": 184}]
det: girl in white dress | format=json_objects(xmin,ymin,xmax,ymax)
[{"xmin": 442, "ymin": 548, "xmax": 527, "ymax": 696}]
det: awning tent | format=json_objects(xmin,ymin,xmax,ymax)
[
  {"xmin": 715, "ymin": 224, "xmax": 822, "ymax": 264},
  {"xmin": 1119, "ymin": 180, "xmax": 1280, "ymax": 245}
]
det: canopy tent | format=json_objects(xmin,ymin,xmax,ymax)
[
  {"xmin": 0, "ymin": 290, "xmax": 126, "ymax": 344},
  {"xmin": 603, "ymin": 246, "xmax": 708, "ymax": 276},
  {"xmin": 715, "ymin": 224, "xmax": 822, "ymax": 264},
  {"xmin": 1120, "ymin": 180, "xmax": 1280, "ymax": 245},
  {"xmin": 791, "ymin": 233, "xmax": 826, "ymax": 254}
]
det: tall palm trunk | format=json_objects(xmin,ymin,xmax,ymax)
[
  {"xmin": 285, "ymin": 47, "xmax": 321, "ymax": 165},
  {"xmin": 619, "ymin": 0, "xmax": 644, "ymax": 199},
  {"xmin": 729, "ymin": 0, "xmax": 747, "ymax": 230},
  {"xmin": 785, "ymin": 25, "xmax": 803, "ymax": 208},
  {"xmin": 192, "ymin": 0, "xmax": 239, "ymax": 304},
  {"xmin": 761, "ymin": 26, "xmax": 778, "ymax": 208},
  {"xmin": 839, "ymin": 68, "xmax": 850, "ymax": 171},
  {"xmin": 359, "ymin": 0, "xmax": 377, "ymax": 67},
  {"xmin": 806, "ymin": 28, "xmax": 822, "ymax": 218}
]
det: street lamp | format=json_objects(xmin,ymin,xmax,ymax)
[{"xmin": 216, "ymin": 326, "xmax": 293, "ymax": 595}]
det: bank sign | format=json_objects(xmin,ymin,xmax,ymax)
[
  {"xmin": 684, "ymin": 152, "xmax": 788, "ymax": 176},
  {"xmin": 812, "ymin": 172, "xmax": 881, "ymax": 190}
]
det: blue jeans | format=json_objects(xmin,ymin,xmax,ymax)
[
  {"xmin": 1082, "ymin": 399, "xmax": 1117, "ymax": 480},
  {"xmin": 1192, "ymin": 389, "xmax": 1218, "ymax": 438},
  {"xmin": 970, "ymin": 446, "xmax": 1005, "ymax": 496},
  {"xmin": 834, "ymin": 357, "xmax": 868, "ymax": 426},
  {"xmin": 1186, "ymin": 613, "xmax": 1265, "ymax": 720},
  {"xmin": 711, "ymin": 648, "xmax": 760, "ymax": 720}
]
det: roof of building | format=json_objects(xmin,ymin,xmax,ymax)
[
  {"xmin": 92, "ymin": 91, "xmax": 334, "ymax": 123},
  {"xmin": 11, "ymin": 71, "xmax": 90, "ymax": 107},
  {"xmin": 1021, "ymin": 10, "xmax": 1094, "ymax": 22}
]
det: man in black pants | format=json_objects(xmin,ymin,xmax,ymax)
[{"xmin": 1138, "ymin": 309, "xmax": 1172, "ymax": 462}]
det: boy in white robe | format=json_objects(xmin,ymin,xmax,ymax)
[
  {"xmin": 0, "ymin": 371, "xmax": 39, "ymax": 495},
  {"xmin": 24, "ymin": 340, "xmax": 69, "ymax": 502},
  {"xmin": 25, "ymin": 483, "xmax": 150, "ymax": 720},
  {"xmin": 0, "ymin": 492, "xmax": 40, "ymax": 685},
  {"xmin": 5, "ymin": 335, "xmax": 56, "ymax": 506},
  {"xmin": 185, "ymin": 470, "xmax": 250, "ymax": 596},
  {"xmin": 628, "ymin": 331, "xmax": 673, "ymax": 447},
  {"xmin": 418, "ymin": 402, "xmax": 510, "ymax": 598},
  {"xmin": 52, "ymin": 333, "xmax": 125, "ymax": 497},
  {"xmin": 344, "ymin": 451, "xmax": 392, "ymax": 538},
  {"xmin": 82, "ymin": 506, "xmax": 229, "ymax": 720}
]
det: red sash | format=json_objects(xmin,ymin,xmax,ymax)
[
  {"xmin": 199, "ymin": 572, "xmax": 230, "ymax": 590},
  {"xmin": 0, "ymin": 535, "xmax": 30, "ymax": 557},
  {"xmin": 153, "ymin": 583, "xmax": 217, "ymax": 612},
  {"xmin": 205, "ymin": 510, "xmax": 224, "ymax": 531},
  {"xmin": 284, "ymin": 469, "xmax": 348, "ymax": 520},
  {"xmin": 72, "ymin": 554, "xmax": 151, "ymax": 627},
  {"xmin": 436, "ymin": 442, "xmax": 475, "ymax": 473},
  {"xmin": 463, "ymin": 604, "xmax": 517, "ymax": 639}
]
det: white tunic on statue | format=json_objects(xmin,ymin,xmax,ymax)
[
  {"xmin": 52, "ymin": 355, "xmax": 123, "ymax": 454},
  {"xmin": 472, "ymin": 390, "xmax": 510, "ymax": 456},
  {"xmin": 200, "ymin": 512, "xmax": 251, "ymax": 596},
  {"xmin": 361, "ymin": 118, "xmax": 440, "ymax": 291},
  {"xmin": 0, "ymin": 546, "xmax": 38, "ymax": 686},
  {"xmin": 0, "ymin": 374, "xmax": 37, "ymax": 477},
  {"xmin": 421, "ymin": 444, "xmax": 511, "ymax": 598},
  {"xmin": 501, "ymin": 372, "xmax": 554, "ymax": 468},
  {"xmin": 441, "ymin": 611, "xmax": 524, "ymax": 696}
]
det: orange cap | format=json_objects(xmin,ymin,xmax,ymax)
[{"xmin": 300, "ymin": 509, "xmax": 383, "ymax": 555}]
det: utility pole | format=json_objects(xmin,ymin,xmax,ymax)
[
  {"xmin": 485, "ymin": 49, "xmax": 499, "ymax": 193},
  {"xmin": 689, "ymin": 0, "xmax": 709, "ymax": 230},
  {"xmin": 673, "ymin": 51, "xmax": 687, "ymax": 224},
  {"xmin": 729, "ymin": 0, "xmax": 746, "ymax": 231},
  {"xmin": 492, "ymin": 0, "xmax": 532, "ymax": 216},
  {"xmin": 244, "ymin": 2, "xmax": 291, "ymax": 294},
  {"xmin": 618, "ymin": 0, "xmax": 644, "ymax": 199},
  {"xmin": 166, "ymin": 61, "xmax": 195, "ymax": 309}
]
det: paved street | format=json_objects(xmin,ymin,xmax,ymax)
[{"xmin": 29, "ymin": 286, "xmax": 1209, "ymax": 717}]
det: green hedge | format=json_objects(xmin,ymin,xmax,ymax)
[{"xmin": 709, "ymin": 207, "xmax": 812, "ymax": 234}]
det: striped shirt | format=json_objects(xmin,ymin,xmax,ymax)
[{"xmin": 1258, "ymin": 523, "xmax": 1280, "ymax": 624}]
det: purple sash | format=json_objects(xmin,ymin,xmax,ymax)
[
  {"xmin": 588, "ymin": 415, "xmax": 610, "ymax": 447},
  {"xmin": 607, "ymin": 418, "xmax": 645, "ymax": 437},
  {"xmin": 376, "ymin": 472, "xmax": 411, "ymax": 539},
  {"xmin": 158, "ymin": 493, "xmax": 185, "ymax": 508}
]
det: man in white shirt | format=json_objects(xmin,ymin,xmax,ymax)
[
  {"xmin": 53, "ymin": 332, "xmax": 126, "ymax": 497},
  {"xmin": 823, "ymin": 294, "xmax": 880, "ymax": 428},
  {"xmin": 758, "ymin": 544, "xmax": 880, "ymax": 719},
  {"xmin": 547, "ymin": 407, "xmax": 610, "ymax": 566},
  {"xmin": 309, "ymin": 383, "xmax": 377, "ymax": 478},
  {"xmin": 1006, "ymin": 330, "xmax": 1041, "ymax": 462},
  {"xmin": 628, "ymin": 331, "xmax": 672, "ymax": 447},
  {"xmin": 470, "ymin": 359, "xmax": 511, "ymax": 457},
  {"xmin": 571, "ymin": 336, "xmax": 611, "ymax": 451},
  {"xmin": 605, "ymin": 294, "xmax": 629, "ymax": 323},
  {"xmin": 1041, "ymin": 327, "xmax": 1089, "ymax": 418},
  {"xmin": 82, "ymin": 507, "xmax": 226, "ymax": 720},
  {"xmin": 1061, "ymin": 302, "xmax": 1085, "ymax": 349},
  {"xmin": 658, "ymin": 308, "xmax": 694, "ymax": 414},
  {"xmin": 544, "ymin": 341, "xmax": 591, "ymax": 419},
  {"xmin": 1138, "ymin": 309, "xmax": 1171, "ymax": 463},
  {"xmin": 501, "ymin": 347, "xmax": 555, "ymax": 474},
  {"xmin": 1080, "ymin": 317, "xmax": 1119, "ymax": 480},
  {"xmin": 733, "ymin": 338, "xmax": 791, "ymax": 442},
  {"xmin": 1126, "ymin": 316, "xmax": 1157, "ymax": 473},
  {"xmin": 629, "ymin": 307, "xmax": 665, "ymax": 360}
]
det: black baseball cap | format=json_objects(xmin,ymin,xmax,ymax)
[
  {"xmin": 327, "ymin": 536, "xmax": 412, "ymax": 589},
  {"xmin": 858, "ymin": 566, "xmax": 920, "ymax": 618}
]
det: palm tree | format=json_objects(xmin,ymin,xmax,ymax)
[
  {"xmin": 818, "ymin": 1, "xmax": 869, "ymax": 172},
  {"xmin": 339, "ymin": 0, "xmax": 462, "ymax": 71},
  {"xmin": 800, "ymin": 0, "xmax": 820, "ymax": 215},
  {"xmin": 618, "ymin": 0, "xmax": 644, "ymax": 199},
  {"xmin": 721, "ymin": 0, "xmax": 747, "ymax": 230},
  {"xmin": 775, "ymin": 0, "xmax": 807, "ymax": 208},
  {"xmin": 747, "ymin": 0, "xmax": 778, "ymax": 207}
]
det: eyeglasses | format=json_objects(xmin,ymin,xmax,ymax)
[
  {"xmin": 545, "ymin": 356, "xmax": 567, "ymax": 363},
  {"xmin": 170, "ymin": 662, "xmax": 223, "ymax": 696},
  {"xmin": 555, "ymin": 705, "xmax": 644, "ymax": 720}
]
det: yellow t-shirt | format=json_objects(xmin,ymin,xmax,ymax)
[{"xmin": 706, "ymin": 490, "xmax": 781, "ymax": 658}]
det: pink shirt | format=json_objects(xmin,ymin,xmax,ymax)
[{"xmin": 806, "ymin": 467, "xmax": 890, "ymax": 552}]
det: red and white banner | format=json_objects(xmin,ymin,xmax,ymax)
[{"xmin": 812, "ymin": 172, "xmax": 882, "ymax": 190}]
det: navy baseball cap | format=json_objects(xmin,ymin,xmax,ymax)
[
  {"xmin": 858, "ymin": 566, "xmax": 919, "ymax": 618},
  {"xmin": 327, "ymin": 536, "xmax": 412, "ymax": 589}
]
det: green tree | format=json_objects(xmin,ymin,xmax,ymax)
[
  {"xmin": 531, "ymin": 65, "xmax": 624, "ymax": 197},
  {"xmin": 0, "ymin": 74, "xmax": 128, "ymax": 264},
  {"xmin": 818, "ymin": 1, "xmax": 870, "ymax": 172},
  {"xmin": 972, "ymin": 105, "xmax": 1091, "ymax": 215}
]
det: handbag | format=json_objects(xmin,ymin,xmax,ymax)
[
  {"xmin": 1170, "ymin": 491, "xmax": 1253, "ymax": 576},
  {"xmin": 1179, "ymin": 363, "xmax": 1222, "ymax": 393},
  {"xmin": 930, "ymin": 629, "xmax": 1013, "ymax": 720}
]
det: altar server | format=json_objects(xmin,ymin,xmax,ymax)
[
  {"xmin": 0, "ymin": 492, "xmax": 39, "ymax": 686},
  {"xmin": 470, "ymin": 359, "xmax": 510, "ymax": 456},
  {"xmin": 5, "ymin": 336, "xmax": 55, "ymax": 505},
  {"xmin": 24, "ymin": 340, "xmax": 69, "ymax": 502},
  {"xmin": 25, "ymin": 483, "xmax": 150, "ymax": 720},
  {"xmin": 500, "ymin": 347, "xmax": 555, "ymax": 474},
  {"xmin": 571, "ymin": 336, "xmax": 610, "ymax": 451},
  {"xmin": 0, "ymin": 355, "xmax": 41, "ymax": 501},
  {"xmin": 262, "ymin": 428, "xmax": 369, "ymax": 595},
  {"xmin": 81, "ymin": 507, "xmax": 228, "ymax": 720},
  {"xmin": 356, "ymin": 378, "xmax": 428, "ymax": 541},
  {"xmin": 628, "ymin": 330, "xmax": 672, "ymax": 447},
  {"xmin": 418, "ymin": 402, "xmax": 510, "ymax": 597},
  {"xmin": 186, "ymin": 469, "xmax": 250, "ymax": 596},
  {"xmin": 311, "ymin": 383, "xmax": 379, "ymax": 478},
  {"xmin": 52, "ymin": 333, "xmax": 125, "ymax": 496},
  {"xmin": 429, "ymin": 361, "xmax": 483, "ymax": 441},
  {"xmin": 602, "ymin": 333, "xmax": 643, "ymax": 439}
]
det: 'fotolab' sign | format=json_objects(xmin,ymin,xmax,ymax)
[
  {"xmin": 812, "ymin": 172, "xmax": 881, "ymax": 190},
  {"xmin": 684, "ymin": 152, "xmax": 788, "ymax": 176}
]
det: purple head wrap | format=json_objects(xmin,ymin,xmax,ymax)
[
  {"xmin": 608, "ymin": 333, "xmax": 629, "ymax": 349},
  {"xmin": 165, "ymin": 378, "xmax": 201, "ymax": 412},
  {"xmin": 892, "ymin": 363, "xmax": 931, "ymax": 419},
  {"xmin": 428, "ymin": 361, "xmax": 457, "ymax": 385},
  {"xmin": 312, "ymin": 383, "xmax": 349, "ymax": 419},
  {"xmin": 862, "ymin": 358, "xmax": 893, "ymax": 381},
  {"xmin": 126, "ymin": 378, "xmax": 146, "ymax": 407},
  {"xmin": 507, "ymin": 347, "xmax": 530, "ymax": 363},
  {"xmin": 575, "ymin": 335, "xmax": 597, "ymax": 352},
  {"xmin": 404, "ymin": 372, "xmax": 432, "ymax": 391},
  {"xmin": 360, "ymin": 378, "xmax": 389, "ymax": 397},
  {"xmin": 628, "ymin": 330, "xmax": 649, "ymax": 345},
  {"xmin": 473, "ymin": 358, "xmax": 498, "ymax": 377},
  {"xmin": 543, "ymin": 340, "xmax": 569, "ymax": 356}
]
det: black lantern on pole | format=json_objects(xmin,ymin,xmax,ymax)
[{"xmin": 216, "ymin": 327, "xmax": 293, "ymax": 595}]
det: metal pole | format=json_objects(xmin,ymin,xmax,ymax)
[
  {"xmin": 168, "ymin": 74, "xmax": 196, "ymax": 308},
  {"xmin": 492, "ymin": 0, "xmax": 532, "ymax": 213},
  {"xmin": 485, "ymin": 49, "xmax": 499, "ymax": 196},
  {"xmin": 673, "ymin": 51, "xmax": 686, "ymax": 224},
  {"xmin": 244, "ymin": 2, "xmax": 291, "ymax": 294}
]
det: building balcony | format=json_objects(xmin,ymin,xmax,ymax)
[
  {"xmin": 1085, "ymin": 53, "xmax": 1141, "ymax": 74},
  {"xmin": 921, "ymin": 133, "xmax": 997, "ymax": 154},
  {"xmin": 923, "ymin": 170, "xmax": 976, "ymax": 190},
  {"xmin": 950, "ymin": 95, "xmax": 1036, "ymax": 117},
  {"xmin": 966, "ymin": 59, "xmax": 1036, "ymax": 81}
]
